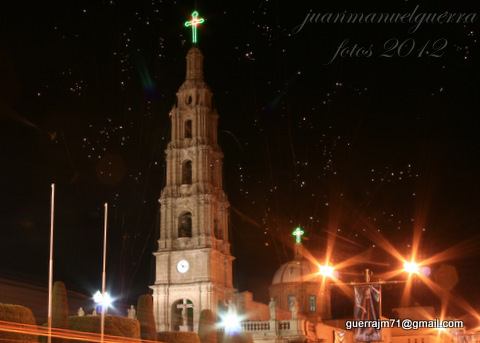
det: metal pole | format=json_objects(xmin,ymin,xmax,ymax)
[
  {"xmin": 100, "ymin": 203, "xmax": 108, "ymax": 343},
  {"xmin": 48, "ymin": 183, "xmax": 55, "ymax": 343}
]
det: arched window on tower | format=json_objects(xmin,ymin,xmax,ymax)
[
  {"xmin": 182, "ymin": 160, "xmax": 192, "ymax": 184},
  {"xmin": 185, "ymin": 120, "xmax": 192, "ymax": 138},
  {"xmin": 178, "ymin": 212, "xmax": 192, "ymax": 237}
]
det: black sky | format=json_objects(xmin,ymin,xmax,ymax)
[{"xmin": 1, "ymin": 0, "xmax": 479, "ymax": 325}]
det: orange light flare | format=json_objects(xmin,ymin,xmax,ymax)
[
  {"xmin": 360, "ymin": 227, "xmax": 409, "ymax": 268},
  {"xmin": 396, "ymin": 237, "xmax": 480, "ymax": 306},
  {"xmin": 399, "ymin": 311, "xmax": 456, "ymax": 338},
  {"xmin": 421, "ymin": 275, "xmax": 480, "ymax": 324},
  {"xmin": 296, "ymin": 245, "xmax": 343, "ymax": 295},
  {"xmin": 420, "ymin": 238, "xmax": 480, "ymax": 267},
  {"xmin": 324, "ymin": 226, "xmax": 338, "ymax": 269},
  {"xmin": 431, "ymin": 323, "xmax": 452, "ymax": 339},
  {"xmin": 429, "ymin": 314, "xmax": 456, "ymax": 340},
  {"xmin": 365, "ymin": 223, "xmax": 479, "ymax": 283},
  {"xmin": 354, "ymin": 209, "xmax": 429, "ymax": 280},
  {"xmin": 396, "ymin": 265, "xmax": 480, "ymax": 329},
  {"xmin": 0, "ymin": 319, "xmax": 158, "ymax": 343},
  {"xmin": 331, "ymin": 250, "xmax": 393, "ymax": 301},
  {"xmin": 316, "ymin": 218, "xmax": 379, "ymax": 298},
  {"xmin": 294, "ymin": 246, "xmax": 322, "ymax": 282},
  {"xmin": 403, "ymin": 260, "xmax": 420, "ymax": 274},
  {"xmin": 349, "ymin": 229, "xmax": 415, "ymax": 286},
  {"xmin": 361, "ymin": 207, "xmax": 480, "ymax": 268},
  {"xmin": 300, "ymin": 243, "xmax": 388, "ymax": 300},
  {"xmin": 318, "ymin": 264, "xmax": 335, "ymax": 278},
  {"xmin": 399, "ymin": 259, "xmax": 429, "ymax": 305},
  {"xmin": 315, "ymin": 261, "xmax": 354, "ymax": 300},
  {"xmin": 314, "ymin": 267, "xmax": 331, "ymax": 298},
  {"xmin": 349, "ymin": 220, "xmax": 422, "ymax": 306},
  {"xmin": 333, "ymin": 250, "xmax": 390, "ymax": 271},
  {"xmin": 321, "ymin": 209, "xmax": 365, "ymax": 279}
]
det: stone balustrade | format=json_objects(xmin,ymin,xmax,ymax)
[
  {"xmin": 241, "ymin": 321, "xmax": 271, "ymax": 331},
  {"xmin": 219, "ymin": 318, "xmax": 314, "ymax": 342}
]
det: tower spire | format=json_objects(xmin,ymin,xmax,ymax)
[{"xmin": 185, "ymin": 47, "xmax": 204, "ymax": 81}]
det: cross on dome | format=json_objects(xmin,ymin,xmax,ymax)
[
  {"xmin": 185, "ymin": 11, "xmax": 204, "ymax": 44},
  {"xmin": 292, "ymin": 227, "xmax": 304, "ymax": 243}
]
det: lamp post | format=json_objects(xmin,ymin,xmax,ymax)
[
  {"xmin": 47, "ymin": 184, "xmax": 55, "ymax": 343},
  {"xmin": 100, "ymin": 203, "xmax": 108, "ymax": 343},
  {"xmin": 94, "ymin": 290, "xmax": 111, "ymax": 314},
  {"xmin": 93, "ymin": 290, "xmax": 112, "ymax": 341}
]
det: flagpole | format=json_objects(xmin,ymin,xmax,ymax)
[
  {"xmin": 100, "ymin": 202, "xmax": 108, "ymax": 343},
  {"xmin": 47, "ymin": 183, "xmax": 55, "ymax": 343}
]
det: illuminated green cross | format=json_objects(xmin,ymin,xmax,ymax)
[
  {"xmin": 185, "ymin": 11, "xmax": 204, "ymax": 44},
  {"xmin": 292, "ymin": 227, "xmax": 304, "ymax": 243}
]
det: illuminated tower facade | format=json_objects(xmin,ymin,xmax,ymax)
[{"xmin": 150, "ymin": 45, "xmax": 235, "ymax": 332}]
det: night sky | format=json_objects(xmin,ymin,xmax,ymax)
[{"xmin": 1, "ymin": 0, "xmax": 479, "ymax": 326}]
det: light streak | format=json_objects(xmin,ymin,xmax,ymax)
[{"xmin": 0, "ymin": 319, "xmax": 151, "ymax": 343}]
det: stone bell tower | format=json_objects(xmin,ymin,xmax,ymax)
[{"xmin": 150, "ymin": 45, "xmax": 235, "ymax": 332}]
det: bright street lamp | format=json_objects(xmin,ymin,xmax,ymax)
[
  {"xmin": 221, "ymin": 313, "xmax": 242, "ymax": 333},
  {"xmin": 403, "ymin": 260, "xmax": 420, "ymax": 274},
  {"xmin": 93, "ymin": 290, "xmax": 112, "ymax": 310},
  {"xmin": 318, "ymin": 264, "xmax": 335, "ymax": 277}
]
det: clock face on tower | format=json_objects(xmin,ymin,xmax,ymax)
[{"xmin": 177, "ymin": 259, "xmax": 190, "ymax": 273}]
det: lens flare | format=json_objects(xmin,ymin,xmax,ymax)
[
  {"xmin": 219, "ymin": 312, "xmax": 245, "ymax": 334},
  {"xmin": 420, "ymin": 266, "xmax": 431, "ymax": 277},
  {"xmin": 93, "ymin": 290, "xmax": 112, "ymax": 308},
  {"xmin": 318, "ymin": 264, "xmax": 335, "ymax": 277},
  {"xmin": 403, "ymin": 260, "xmax": 420, "ymax": 274}
]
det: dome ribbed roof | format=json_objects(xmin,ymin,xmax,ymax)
[{"xmin": 272, "ymin": 258, "xmax": 319, "ymax": 285}]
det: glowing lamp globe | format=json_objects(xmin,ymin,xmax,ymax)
[
  {"xmin": 403, "ymin": 261, "xmax": 419, "ymax": 274},
  {"xmin": 93, "ymin": 290, "xmax": 112, "ymax": 308},
  {"xmin": 223, "ymin": 315, "xmax": 239, "ymax": 332},
  {"xmin": 221, "ymin": 313, "xmax": 242, "ymax": 334},
  {"xmin": 318, "ymin": 264, "xmax": 335, "ymax": 277}
]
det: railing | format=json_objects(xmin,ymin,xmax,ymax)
[
  {"xmin": 241, "ymin": 321, "xmax": 270, "ymax": 331},
  {"xmin": 218, "ymin": 318, "xmax": 309, "ymax": 339},
  {"xmin": 239, "ymin": 320, "xmax": 295, "ymax": 333}
]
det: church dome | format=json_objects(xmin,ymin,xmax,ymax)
[{"xmin": 272, "ymin": 258, "xmax": 319, "ymax": 285}]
